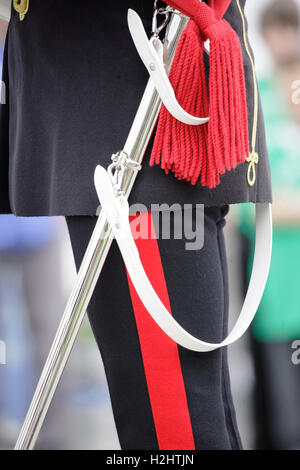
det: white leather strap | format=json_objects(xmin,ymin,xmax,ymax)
[
  {"xmin": 94, "ymin": 165, "xmax": 273, "ymax": 352},
  {"xmin": 127, "ymin": 9, "xmax": 209, "ymax": 126}
]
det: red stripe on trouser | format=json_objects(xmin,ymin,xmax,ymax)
[{"xmin": 126, "ymin": 212, "xmax": 195, "ymax": 450}]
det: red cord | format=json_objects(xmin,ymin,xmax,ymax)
[{"xmin": 150, "ymin": 1, "xmax": 249, "ymax": 189}]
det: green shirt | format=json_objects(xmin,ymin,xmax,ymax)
[{"xmin": 239, "ymin": 76, "xmax": 300, "ymax": 342}]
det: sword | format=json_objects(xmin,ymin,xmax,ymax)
[{"xmin": 14, "ymin": 8, "xmax": 188, "ymax": 450}]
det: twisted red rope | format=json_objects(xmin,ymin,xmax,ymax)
[{"xmin": 150, "ymin": 0, "xmax": 249, "ymax": 189}]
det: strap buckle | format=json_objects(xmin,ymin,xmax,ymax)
[
  {"xmin": 108, "ymin": 151, "xmax": 141, "ymax": 196},
  {"xmin": 152, "ymin": 2, "xmax": 174, "ymax": 38}
]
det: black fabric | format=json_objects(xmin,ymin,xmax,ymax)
[
  {"xmin": 67, "ymin": 214, "xmax": 159, "ymax": 450},
  {"xmin": 252, "ymin": 339, "xmax": 300, "ymax": 450},
  {"xmin": 66, "ymin": 205, "xmax": 242, "ymax": 450},
  {"xmin": 0, "ymin": 31, "xmax": 10, "ymax": 214},
  {"xmin": 0, "ymin": 0, "xmax": 272, "ymax": 217}
]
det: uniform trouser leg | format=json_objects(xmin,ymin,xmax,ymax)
[{"xmin": 65, "ymin": 205, "xmax": 242, "ymax": 450}]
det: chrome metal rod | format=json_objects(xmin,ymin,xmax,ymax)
[{"xmin": 14, "ymin": 12, "xmax": 188, "ymax": 450}]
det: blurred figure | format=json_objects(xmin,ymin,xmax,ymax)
[
  {"xmin": 0, "ymin": 17, "xmax": 70, "ymax": 449},
  {"xmin": 0, "ymin": 216, "xmax": 72, "ymax": 449},
  {"xmin": 239, "ymin": 0, "xmax": 300, "ymax": 450}
]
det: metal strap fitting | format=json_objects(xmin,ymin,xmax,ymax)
[
  {"xmin": 108, "ymin": 151, "xmax": 142, "ymax": 195},
  {"xmin": 152, "ymin": 8, "xmax": 171, "ymax": 37},
  {"xmin": 152, "ymin": 0, "xmax": 176, "ymax": 38}
]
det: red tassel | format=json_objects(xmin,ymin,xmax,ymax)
[
  {"xmin": 150, "ymin": 1, "xmax": 249, "ymax": 189},
  {"xmin": 150, "ymin": 21, "xmax": 209, "ymax": 185}
]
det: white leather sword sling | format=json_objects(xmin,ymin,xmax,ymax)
[
  {"xmin": 0, "ymin": 0, "xmax": 272, "ymax": 354},
  {"xmin": 94, "ymin": 9, "xmax": 273, "ymax": 352},
  {"xmin": 12, "ymin": 4, "xmax": 272, "ymax": 450}
]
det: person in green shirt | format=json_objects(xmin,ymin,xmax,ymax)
[{"xmin": 239, "ymin": 0, "xmax": 300, "ymax": 449}]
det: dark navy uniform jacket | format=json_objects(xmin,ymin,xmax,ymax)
[{"xmin": 0, "ymin": 0, "xmax": 272, "ymax": 216}]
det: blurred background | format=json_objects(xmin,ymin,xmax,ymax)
[{"xmin": 0, "ymin": 0, "xmax": 300, "ymax": 450}]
